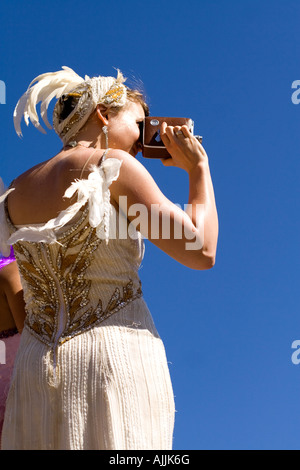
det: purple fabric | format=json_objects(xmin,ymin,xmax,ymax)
[{"xmin": 0, "ymin": 246, "xmax": 15, "ymax": 270}]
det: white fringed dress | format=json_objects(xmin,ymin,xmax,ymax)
[{"xmin": 0, "ymin": 154, "xmax": 175, "ymax": 450}]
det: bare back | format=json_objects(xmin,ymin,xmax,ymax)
[{"xmin": 6, "ymin": 147, "xmax": 107, "ymax": 226}]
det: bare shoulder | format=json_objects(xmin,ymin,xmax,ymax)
[
  {"xmin": 107, "ymin": 149, "xmax": 166, "ymax": 205},
  {"xmin": 106, "ymin": 148, "xmax": 145, "ymax": 167},
  {"xmin": 106, "ymin": 149, "xmax": 155, "ymax": 182}
]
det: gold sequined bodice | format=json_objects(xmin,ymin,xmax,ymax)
[{"xmin": 12, "ymin": 206, "xmax": 144, "ymax": 347}]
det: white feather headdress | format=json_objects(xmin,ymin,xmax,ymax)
[{"xmin": 13, "ymin": 66, "xmax": 127, "ymax": 144}]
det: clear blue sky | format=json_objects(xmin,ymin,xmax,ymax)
[{"xmin": 0, "ymin": 0, "xmax": 300, "ymax": 450}]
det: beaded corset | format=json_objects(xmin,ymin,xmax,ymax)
[{"xmin": 0, "ymin": 158, "xmax": 144, "ymax": 348}]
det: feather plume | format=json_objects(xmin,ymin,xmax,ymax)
[{"xmin": 13, "ymin": 66, "xmax": 85, "ymax": 137}]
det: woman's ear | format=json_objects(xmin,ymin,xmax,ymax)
[{"xmin": 96, "ymin": 104, "xmax": 109, "ymax": 125}]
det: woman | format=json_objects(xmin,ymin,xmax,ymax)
[
  {"xmin": 0, "ymin": 248, "xmax": 25, "ymax": 446},
  {"xmin": 0, "ymin": 66, "xmax": 218, "ymax": 450}
]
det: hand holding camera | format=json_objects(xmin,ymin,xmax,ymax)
[
  {"xmin": 159, "ymin": 122, "xmax": 207, "ymax": 173},
  {"xmin": 140, "ymin": 116, "xmax": 205, "ymax": 173}
]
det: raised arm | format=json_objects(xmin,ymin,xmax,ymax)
[
  {"xmin": 108, "ymin": 123, "xmax": 218, "ymax": 270},
  {"xmin": 160, "ymin": 123, "xmax": 219, "ymax": 267}
]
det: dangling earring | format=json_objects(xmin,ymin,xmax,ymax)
[{"xmin": 102, "ymin": 125, "xmax": 108, "ymax": 149}]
